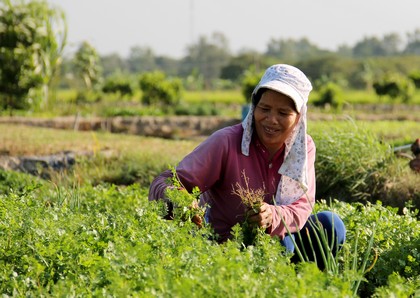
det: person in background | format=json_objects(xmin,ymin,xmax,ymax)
[
  {"xmin": 409, "ymin": 138, "xmax": 420, "ymax": 172},
  {"xmin": 149, "ymin": 64, "xmax": 346, "ymax": 269}
]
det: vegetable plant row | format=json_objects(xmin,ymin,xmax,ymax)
[{"xmin": 0, "ymin": 171, "xmax": 419, "ymax": 297}]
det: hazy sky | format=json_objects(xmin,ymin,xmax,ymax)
[{"xmin": 48, "ymin": 0, "xmax": 420, "ymax": 58}]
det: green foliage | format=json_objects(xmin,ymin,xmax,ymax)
[
  {"xmin": 74, "ymin": 90, "xmax": 102, "ymax": 104},
  {"xmin": 0, "ymin": 169, "xmax": 43, "ymax": 195},
  {"xmin": 312, "ymin": 120, "xmax": 394, "ymax": 202},
  {"xmin": 0, "ymin": 172, "xmax": 418, "ymax": 296},
  {"xmin": 139, "ymin": 71, "xmax": 183, "ymax": 106},
  {"xmin": 408, "ymin": 70, "xmax": 420, "ymax": 88},
  {"xmin": 0, "ymin": 1, "xmax": 42, "ymax": 110},
  {"xmin": 181, "ymin": 32, "xmax": 231, "ymax": 89},
  {"xmin": 266, "ymin": 37, "xmax": 328, "ymax": 61},
  {"xmin": 73, "ymin": 41, "xmax": 102, "ymax": 91},
  {"xmin": 174, "ymin": 102, "xmax": 219, "ymax": 116},
  {"xmin": 69, "ymin": 153, "xmax": 172, "ymax": 189},
  {"xmin": 373, "ymin": 73, "xmax": 415, "ymax": 103},
  {"xmin": 320, "ymin": 200, "xmax": 420, "ymax": 297},
  {"xmin": 163, "ymin": 167, "xmax": 206, "ymax": 228},
  {"xmin": 241, "ymin": 69, "xmax": 262, "ymax": 103},
  {"xmin": 102, "ymin": 76, "xmax": 134, "ymax": 98},
  {"xmin": 313, "ymin": 82, "xmax": 344, "ymax": 110},
  {"xmin": 0, "ymin": 0, "xmax": 66, "ymax": 113}
]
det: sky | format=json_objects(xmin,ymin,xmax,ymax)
[{"xmin": 48, "ymin": 0, "xmax": 420, "ymax": 59}]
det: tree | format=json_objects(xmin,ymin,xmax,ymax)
[
  {"xmin": 101, "ymin": 53, "xmax": 127, "ymax": 77},
  {"xmin": 127, "ymin": 46, "xmax": 156, "ymax": 74},
  {"xmin": 73, "ymin": 41, "xmax": 102, "ymax": 91},
  {"xmin": 220, "ymin": 50, "xmax": 266, "ymax": 83},
  {"xmin": 31, "ymin": 0, "xmax": 67, "ymax": 107},
  {"xmin": 265, "ymin": 37, "xmax": 328, "ymax": 61},
  {"xmin": 297, "ymin": 55, "xmax": 354, "ymax": 87},
  {"xmin": 404, "ymin": 28, "xmax": 420, "ymax": 55},
  {"xmin": 154, "ymin": 56, "xmax": 180, "ymax": 76},
  {"xmin": 381, "ymin": 33, "xmax": 402, "ymax": 56},
  {"xmin": 181, "ymin": 32, "xmax": 231, "ymax": 89},
  {"xmin": 0, "ymin": 0, "xmax": 67, "ymax": 113},
  {"xmin": 352, "ymin": 34, "xmax": 403, "ymax": 58},
  {"xmin": 353, "ymin": 36, "xmax": 385, "ymax": 57}
]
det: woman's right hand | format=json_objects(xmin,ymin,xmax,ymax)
[{"xmin": 246, "ymin": 203, "xmax": 273, "ymax": 230}]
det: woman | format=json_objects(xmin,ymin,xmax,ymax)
[{"xmin": 149, "ymin": 64, "xmax": 346, "ymax": 266}]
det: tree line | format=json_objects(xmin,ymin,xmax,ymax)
[
  {"xmin": 78, "ymin": 30, "xmax": 420, "ymax": 89},
  {"xmin": 1, "ymin": 0, "xmax": 420, "ymax": 114}
]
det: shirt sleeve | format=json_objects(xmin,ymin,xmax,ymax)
[
  {"xmin": 148, "ymin": 169, "xmax": 173, "ymax": 202},
  {"xmin": 267, "ymin": 135, "xmax": 316, "ymax": 239},
  {"xmin": 148, "ymin": 128, "xmax": 229, "ymax": 202}
]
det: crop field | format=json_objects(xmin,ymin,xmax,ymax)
[
  {"xmin": 2, "ymin": 1, "xmax": 420, "ymax": 295},
  {"xmin": 0, "ymin": 119, "xmax": 419, "ymax": 297}
]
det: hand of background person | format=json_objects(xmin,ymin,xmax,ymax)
[{"xmin": 246, "ymin": 202, "xmax": 273, "ymax": 230}]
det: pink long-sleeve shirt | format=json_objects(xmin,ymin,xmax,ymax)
[{"xmin": 148, "ymin": 123, "xmax": 316, "ymax": 242}]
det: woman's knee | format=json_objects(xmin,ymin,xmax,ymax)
[{"xmin": 309, "ymin": 211, "xmax": 346, "ymax": 245}]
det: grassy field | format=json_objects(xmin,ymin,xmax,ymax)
[
  {"xmin": 17, "ymin": 88, "xmax": 418, "ymax": 119},
  {"xmin": 56, "ymin": 88, "xmax": 420, "ymax": 105},
  {"xmin": 1, "ymin": 119, "xmax": 418, "ymax": 158},
  {"xmin": 0, "ymin": 121, "xmax": 419, "ymax": 296},
  {"xmin": 1, "ymin": 119, "xmax": 418, "ymax": 202}
]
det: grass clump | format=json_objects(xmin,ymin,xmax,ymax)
[{"xmin": 312, "ymin": 119, "xmax": 420, "ymax": 212}]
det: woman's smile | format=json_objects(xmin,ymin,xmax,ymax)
[{"xmin": 262, "ymin": 125, "xmax": 280, "ymax": 135}]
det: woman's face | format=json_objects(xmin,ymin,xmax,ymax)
[{"xmin": 254, "ymin": 89, "xmax": 300, "ymax": 155}]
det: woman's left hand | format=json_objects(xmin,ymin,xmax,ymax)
[{"xmin": 247, "ymin": 202, "xmax": 273, "ymax": 230}]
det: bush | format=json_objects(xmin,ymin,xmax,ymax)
[
  {"xmin": 241, "ymin": 70, "xmax": 262, "ymax": 103},
  {"xmin": 373, "ymin": 73, "xmax": 415, "ymax": 103},
  {"xmin": 408, "ymin": 70, "xmax": 420, "ymax": 88},
  {"xmin": 313, "ymin": 82, "xmax": 344, "ymax": 111},
  {"xmin": 102, "ymin": 77, "xmax": 134, "ymax": 98},
  {"xmin": 139, "ymin": 71, "xmax": 183, "ymax": 106},
  {"xmin": 313, "ymin": 121, "xmax": 393, "ymax": 203}
]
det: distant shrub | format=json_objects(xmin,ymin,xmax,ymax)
[
  {"xmin": 373, "ymin": 73, "xmax": 415, "ymax": 103},
  {"xmin": 139, "ymin": 71, "xmax": 183, "ymax": 106},
  {"xmin": 241, "ymin": 70, "xmax": 262, "ymax": 103},
  {"xmin": 313, "ymin": 82, "xmax": 344, "ymax": 111},
  {"xmin": 75, "ymin": 90, "xmax": 102, "ymax": 103},
  {"xmin": 102, "ymin": 77, "xmax": 134, "ymax": 98},
  {"xmin": 408, "ymin": 70, "xmax": 420, "ymax": 88}
]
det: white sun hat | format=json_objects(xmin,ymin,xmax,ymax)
[{"xmin": 251, "ymin": 64, "xmax": 312, "ymax": 113}]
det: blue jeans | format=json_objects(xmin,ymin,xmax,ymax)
[{"xmin": 281, "ymin": 211, "xmax": 346, "ymax": 270}]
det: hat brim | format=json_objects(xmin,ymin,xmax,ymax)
[{"xmin": 254, "ymin": 81, "xmax": 304, "ymax": 113}]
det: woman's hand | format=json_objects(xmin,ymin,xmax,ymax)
[
  {"xmin": 246, "ymin": 202, "xmax": 273, "ymax": 230},
  {"xmin": 190, "ymin": 200, "xmax": 203, "ymax": 228}
]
